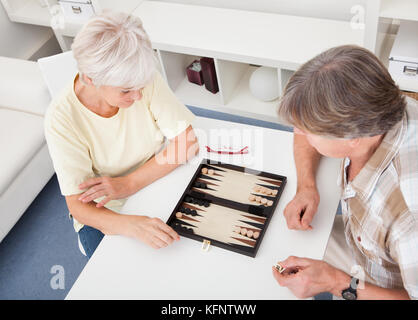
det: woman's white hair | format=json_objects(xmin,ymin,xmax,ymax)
[{"xmin": 71, "ymin": 10, "xmax": 156, "ymax": 89}]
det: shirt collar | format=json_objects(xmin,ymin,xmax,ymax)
[{"xmin": 349, "ymin": 112, "xmax": 407, "ymax": 201}]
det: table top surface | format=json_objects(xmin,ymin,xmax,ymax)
[{"xmin": 66, "ymin": 116, "xmax": 342, "ymax": 300}]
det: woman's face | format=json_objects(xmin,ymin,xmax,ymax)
[
  {"xmin": 97, "ymin": 85, "xmax": 143, "ymax": 109},
  {"xmin": 294, "ymin": 127, "xmax": 353, "ymax": 158}
]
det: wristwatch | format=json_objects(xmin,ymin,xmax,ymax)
[{"xmin": 341, "ymin": 277, "xmax": 359, "ymax": 300}]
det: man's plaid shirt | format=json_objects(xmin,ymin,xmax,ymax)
[{"xmin": 339, "ymin": 96, "xmax": 418, "ymax": 299}]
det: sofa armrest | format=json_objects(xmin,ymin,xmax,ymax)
[{"xmin": 0, "ymin": 56, "xmax": 51, "ymax": 116}]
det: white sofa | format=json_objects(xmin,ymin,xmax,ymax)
[{"xmin": 0, "ymin": 56, "xmax": 55, "ymax": 242}]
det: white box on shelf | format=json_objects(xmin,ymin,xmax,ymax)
[
  {"xmin": 58, "ymin": 0, "xmax": 95, "ymax": 22},
  {"xmin": 388, "ymin": 20, "xmax": 418, "ymax": 93}
]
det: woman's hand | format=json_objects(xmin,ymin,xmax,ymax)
[
  {"xmin": 124, "ymin": 215, "xmax": 180, "ymax": 249},
  {"xmin": 283, "ymin": 186, "xmax": 320, "ymax": 230},
  {"xmin": 272, "ymin": 256, "xmax": 350, "ymax": 299},
  {"xmin": 78, "ymin": 176, "xmax": 135, "ymax": 207}
]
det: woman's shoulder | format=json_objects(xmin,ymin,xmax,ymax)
[{"xmin": 141, "ymin": 71, "xmax": 165, "ymax": 98}]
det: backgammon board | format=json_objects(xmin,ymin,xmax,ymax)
[{"xmin": 167, "ymin": 159, "xmax": 287, "ymax": 257}]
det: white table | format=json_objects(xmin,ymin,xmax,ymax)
[{"xmin": 66, "ymin": 116, "xmax": 341, "ymax": 300}]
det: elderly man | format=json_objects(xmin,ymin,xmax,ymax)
[{"xmin": 272, "ymin": 45, "xmax": 417, "ymax": 300}]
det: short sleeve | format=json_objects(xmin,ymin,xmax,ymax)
[
  {"xmin": 44, "ymin": 106, "xmax": 94, "ymax": 196},
  {"xmin": 146, "ymin": 72, "xmax": 196, "ymax": 139},
  {"xmin": 388, "ymin": 213, "xmax": 418, "ymax": 300}
]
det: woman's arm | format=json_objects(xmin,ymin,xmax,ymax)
[
  {"xmin": 127, "ymin": 124, "xmax": 199, "ymax": 193},
  {"xmin": 66, "ymin": 194, "xmax": 180, "ymax": 249},
  {"xmin": 78, "ymin": 125, "xmax": 199, "ymax": 206}
]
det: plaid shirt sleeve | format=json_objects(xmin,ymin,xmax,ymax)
[{"xmin": 388, "ymin": 212, "xmax": 418, "ymax": 299}]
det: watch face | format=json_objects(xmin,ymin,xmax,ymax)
[{"xmin": 342, "ymin": 291, "xmax": 356, "ymax": 300}]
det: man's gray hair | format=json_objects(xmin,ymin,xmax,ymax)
[{"xmin": 278, "ymin": 45, "xmax": 406, "ymax": 138}]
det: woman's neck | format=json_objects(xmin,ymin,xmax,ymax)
[{"xmin": 74, "ymin": 76, "xmax": 118, "ymax": 118}]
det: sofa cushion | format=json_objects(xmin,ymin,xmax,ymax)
[
  {"xmin": 0, "ymin": 56, "xmax": 51, "ymax": 116},
  {"xmin": 0, "ymin": 109, "xmax": 45, "ymax": 196}
]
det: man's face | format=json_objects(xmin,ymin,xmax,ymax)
[{"xmin": 294, "ymin": 127, "xmax": 353, "ymax": 158}]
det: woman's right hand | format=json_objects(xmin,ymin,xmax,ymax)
[
  {"xmin": 124, "ymin": 215, "xmax": 180, "ymax": 249},
  {"xmin": 283, "ymin": 186, "xmax": 320, "ymax": 230}
]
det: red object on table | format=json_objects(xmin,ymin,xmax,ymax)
[
  {"xmin": 205, "ymin": 146, "xmax": 249, "ymax": 154},
  {"xmin": 200, "ymin": 57, "xmax": 219, "ymax": 94},
  {"xmin": 186, "ymin": 60, "xmax": 204, "ymax": 86}
]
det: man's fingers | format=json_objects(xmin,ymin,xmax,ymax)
[
  {"xmin": 79, "ymin": 177, "xmax": 103, "ymax": 189},
  {"xmin": 284, "ymin": 202, "xmax": 305, "ymax": 230},
  {"xmin": 272, "ymin": 266, "xmax": 297, "ymax": 287},
  {"xmin": 281, "ymin": 256, "xmax": 312, "ymax": 269},
  {"xmin": 301, "ymin": 205, "xmax": 316, "ymax": 230}
]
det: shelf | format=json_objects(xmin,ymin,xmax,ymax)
[
  {"xmin": 380, "ymin": 0, "xmax": 418, "ymax": 21},
  {"xmin": 222, "ymin": 66, "xmax": 280, "ymax": 122},
  {"xmin": 5, "ymin": 0, "xmax": 54, "ymax": 27},
  {"xmin": 174, "ymin": 77, "xmax": 222, "ymax": 109},
  {"xmin": 133, "ymin": 1, "xmax": 365, "ymax": 71},
  {"xmin": 376, "ymin": 31, "xmax": 418, "ymax": 93}
]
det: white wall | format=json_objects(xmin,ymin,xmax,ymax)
[{"xmin": 0, "ymin": 3, "xmax": 54, "ymax": 59}]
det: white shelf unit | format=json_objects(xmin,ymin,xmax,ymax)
[
  {"xmin": 380, "ymin": 0, "xmax": 418, "ymax": 21},
  {"xmin": 135, "ymin": 1, "xmax": 365, "ymax": 124},
  {"xmin": 0, "ymin": 0, "xmax": 56, "ymax": 27},
  {"xmin": 376, "ymin": 0, "xmax": 418, "ymax": 92}
]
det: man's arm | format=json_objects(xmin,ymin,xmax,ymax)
[
  {"xmin": 333, "ymin": 270, "xmax": 410, "ymax": 300},
  {"xmin": 293, "ymin": 132, "xmax": 321, "ymax": 191},
  {"xmin": 272, "ymin": 256, "xmax": 411, "ymax": 300},
  {"xmin": 283, "ymin": 132, "xmax": 321, "ymax": 230}
]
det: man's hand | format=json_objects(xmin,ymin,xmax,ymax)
[
  {"xmin": 272, "ymin": 256, "xmax": 349, "ymax": 299},
  {"xmin": 124, "ymin": 215, "xmax": 180, "ymax": 249},
  {"xmin": 78, "ymin": 176, "xmax": 135, "ymax": 207},
  {"xmin": 283, "ymin": 186, "xmax": 320, "ymax": 230}
]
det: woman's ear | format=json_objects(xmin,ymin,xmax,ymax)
[{"xmin": 81, "ymin": 74, "xmax": 94, "ymax": 86}]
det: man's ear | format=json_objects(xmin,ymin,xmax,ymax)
[{"xmin": 348, "ymin": 138, "xmax": 361, "ymax": 149}]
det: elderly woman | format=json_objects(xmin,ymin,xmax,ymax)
[
  {"xmin": 272, "ymin": 45, "xmax": 417, "ymax": 299},
  {"xmin": 44, "ymin": 11, "xmax": 199, "ymax": 258}
]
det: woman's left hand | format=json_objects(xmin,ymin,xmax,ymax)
[{"xmin": 78, "ymin": 176, "xmax": 134, "ymax": 207}]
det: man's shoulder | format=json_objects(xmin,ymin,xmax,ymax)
[
  {"xmin": 394, "ymin": 96, "xmax": 418, "ymax": 218},
  {"xmin": 405, "ymin": 95, "xmax": 418, "ymax": 122}
]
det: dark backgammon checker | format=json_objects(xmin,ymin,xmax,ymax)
[{"xmin": 167, "ymin": 159, "xmax": 287, "ymax": 257}]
